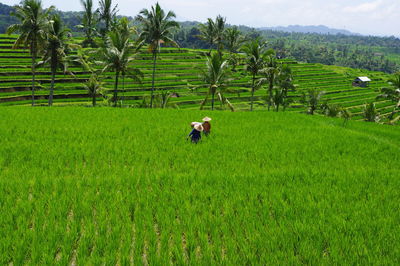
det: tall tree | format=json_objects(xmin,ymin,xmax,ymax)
[
  {"xmin": 198, "ymin": 18, "xmax": 215, "ymax": 55},
  {"xmin": 115, "ymin": 17, "xmax": 141, "ymax": 105},
  {"xmin": 98, "ymin": 29, "xmax": 142, "ymax": 107},
  {"xmin": 377, "ymin": 72, "xmax": 400, "ymax": 121},
  {"xmin": 259, "ymin": 54, "xmax": 280, "ymax": 111},
  {"xmin": 7, "ymin": 0, "xmax": 53, "ymax": 106},
  {"xmin": 214, "ymin": 15, "xmax": 226, "ymax": 57},
  {"xmin": 276, "ymin": 64, "xmax": 295, "ymax": 111},
  {"xmin": 136, "ymin": 2, "xmax": 179, "ymax": 108},
  {"xmin": 200, "ymin": 53, "xmax": 233, "ymax": 111},
  {"xmin": 225, "ymin": 26, "xmax": 243, "ymax": 54},
  {"xmin": 225, "ymin": 26, "xmax": 243, "ymax": 71},
  {"xmin": 78, "ymin": 0, "xmax": 98, "ymax": 47},
  {"xmin": 38, "ymin": 15, "xmax": 71, "ymax": 106},
  {"xmin": 241, "ymin": 39, "xmax": 268, "ymax": 111},
  {"xmin": 98, "ymin": 0, "xmax": 118, "ymax": 35}
]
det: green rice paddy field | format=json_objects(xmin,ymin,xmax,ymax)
[
  {"xmin": 0, "ymin": 34, "xmax": 396, "ymax": 121},
  {"xmin": 0, "ymin": 107, "xmax": 399, "ymax": 264}
]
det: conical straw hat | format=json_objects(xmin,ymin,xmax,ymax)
[
  {"xmin": 191, "ymin": 122, "xmax": 201, "ymax": 127},
  {"xmin": 194, "ymin": 123, "xmax": 204, "ymax": 132},
  {"xmin": 202, "ymin": 117, "xmax": 212, "ymax": 122}
]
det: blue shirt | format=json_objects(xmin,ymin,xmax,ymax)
[{"xmin": 188, "ymin": 128, "xmax": 202, "ymax": 139}]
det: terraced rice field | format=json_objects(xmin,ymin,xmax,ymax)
[
  {"xmin": 0, "ymin": 34, "xmax": 394, "ymax": 119},
  {"xmin": 1, "ymin": 107, "xmax": 399, "ymax": 264}
]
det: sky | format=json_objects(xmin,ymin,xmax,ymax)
[{"xmin": 2, "ymin": 0, "xmax": 399, "ymax": 36}]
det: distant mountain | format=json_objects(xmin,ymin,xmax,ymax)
[
  {"xmin": 0, "ymin": 2, "xmax": 18, "ymax": 33},
  {"xmin": 260, "ymin": 25, "xmax": 360, "ymax": 36}
]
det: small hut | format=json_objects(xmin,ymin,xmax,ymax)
[{"xmin": 353, "ymin": 77, "xmax": 371, "ymax": 87}]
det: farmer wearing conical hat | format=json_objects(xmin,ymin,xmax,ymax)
[
  {"xmin": 190, "ymin": 122, "xmax": 201, "ymax": 128},
  {"xmin": 202, "ymin": 117, "xmax": 212, "ymax": 136},
  {"xmin": 187, "ymin": 123, "xmax": 203, "ymax": 143}
]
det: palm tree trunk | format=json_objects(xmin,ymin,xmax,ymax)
[
  {"xmin": 268, "ymin": 79, "xmax": 273, "ymax": 111},
  {"xmin": 211, "ymin": 90, "xmax": 215, "ymax": 111},
  {"xmin": 282, "ymin": 90, "xmax": 287, "ymax": 111},
  {"xmin": 122, "ymin": 74, "xmax": 125, "ymax": 107},
  {"xmin": 200, "ymin": 93, "xmax": 209, "ymax": 110},
  {"xmin": 92, "ymin": 94, "xmax": 96, "ymax": 107},
  {"xmin": 250, "ymin": 74, "xmax": 255, "ymax": 111},
  {"xmin": 49, "ymin": 68, "xmax": 56, "ymax": 106},
  {"xmin": 310, "ymin": 106, "xmax": 315, "ymax": 115},
  {"xmin": 217, "ymin": 41, "xmax": 223, "ymax": 58},
  {"xmin": 114, "ymin": 71, "xmax": 119, "ymax": 107},
  {"xmin": 150, "ymin": 52, "xmax": 157, "ymax": 108},
  {"xmin": 31, "ymin": 42, "xmax": 36, "ymax": 107}
]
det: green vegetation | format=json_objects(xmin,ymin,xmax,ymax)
[
  {"xmin": 1, "ymin": 1, "xmax": 400, "ymax": 72},
  {"xmin": 0, "ymin": 35, "xmax": 396, "ymax": 121},
  {"xmin": 199, "ymin": 53, "xmax": 232, "ymax": 111},
  {"xmin": 78, "ymin": 0, "xmax": 98, "ymax": 47},
  {"xmin": 0, "ymin": 107, "xmax": 399, "ymax": 264},
  {"xmin": 1, "ymin": 2, "xmax": 399, "ymax": 263},
  {"xmin": 5, "ymin": 0, "xmax": 54, "ymax": 106},
  {"xmin": 241, "ymin": 38, "xmax": 269, "ymax": 111},
  {"xmin": 136, "ymin": 3, "xmax": 180, "ymax": 108},
  {"xmin": 0, "ymin": 0, "xmax": 398, "ymax": 124}
]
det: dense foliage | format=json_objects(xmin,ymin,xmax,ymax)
[
  {"xmin": 1, "ymin": 2, "xmax": 399, "ymax": 73},
  {"xmin": 1, "ymin": 1, "xmax": 399, "ymax": 124},
  {"xmin": 177, "ymin": 23, "xmax": 400, "ymax": 73}
]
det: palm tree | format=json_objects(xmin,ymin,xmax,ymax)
[
  {"xmin": 38, "ymin": 15, "xmax": 71, "ymax": 106},
  {"xmin": 199, "ymin": 18, "xmax": 215, "ymax": 55},
  {"xmin": 241, "ymin": 39, "xmax": 267, "ymax": 111},
  {"xmin": 258, "ymin": 52, "xmax": 280, "ymax": 111},
  {"xmin": 136, "ymin": 2, "xmax": 179, "ymax": 108},
  {"xmin": 98, "ymin": 0, "xmax": 118, "ymax": 35},
  {"xmin": 377, "ymin": 72, "xmax": 400, "ymax": 119},
  {"xmin": 276, "ymin": 64, "xmax": 295, "ymax": 111},
  {"xmin": 225, "ymin": 26, "xmax": 244, "ymax": 72},
  {"xmin": 214, "ymin": 15, "xmax": 226, "ymax": 57},
  {"xmin": 339, "ymin": 108, "xmax": 352, "ymax": 126},
  {"xmin": 98, "ymin": 30, "xmax": 142, "ymax": 107},
  {"xmin": 200, "ymin": 53, "xmax": 233, "ymax": 111},
  {"xmin": 7, "ymin": 0, "xmax": 54, "ymax": 106},
  {"xmin": 363, "ymin": 102, "xmax": 380, "ymax": 122},
  {"xmin": 388, "ymin": 72, "xmax": 400, "ymax": 90},
  {"xmin": 225, "ymin": 26, "xmax": 243, "ymax": 54},
  {"xmin": 84, "ymin": 74, "xmax": 103, "ymax": 106},
  {"xmin": 115, "ymin": 17, "xmax": 141, "ymax": 106},
  {"xmin": 78, "ymin": 0, "xmax": 98, "ymax": 47},
  {"xmin": 300, "ymin": 88, "xmax": 325, "ymax": 115}
]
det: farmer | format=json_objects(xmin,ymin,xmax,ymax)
[
  {"xmin": 190, "ymin": 121, "xmax": 201, "ymax": 128},
  {"xmin": 187, "ymin": 123, "xmax": 203, "ymax": 143},
  {"xmin": 202, "ymin": 117, "xmax": 212, "ymax": 136}
]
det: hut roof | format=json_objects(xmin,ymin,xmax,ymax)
[{"xmin": 356, "ymin": 77, "xmax": 371, "ymax": 82}]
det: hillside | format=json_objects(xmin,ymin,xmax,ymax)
[
  {"xmin": 0, "ymin": 107, "xmax": 399, "ymax": 264},
  {"xmin": 0, "ymin": 34, "xmax": 394, "ymax": 121},
  {"xmin": 260, "ymin": 25, "xmax": 358, "ymax": 36},
  {"xmin": 1, "ymin": 1, "xmax": 399, "ymax": 72}
]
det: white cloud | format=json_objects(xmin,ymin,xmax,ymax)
[{"xmin": 343, "ymin": 0, "xmax": 383, "ymax": 13}]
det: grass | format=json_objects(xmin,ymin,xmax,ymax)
[{"xmin": 0, "ymin": 107, "xmax": 399, "ymax": 264}]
